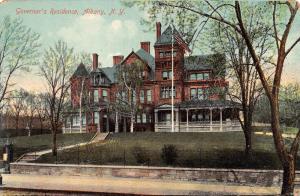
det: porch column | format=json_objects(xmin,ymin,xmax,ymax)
[
  {"xmin": 210, "ymin": 108, "xmax": 212, "ymax": 131},
  {"xmin": 106, "ymin": 112, "xmax": 110, "ymax": 132},
  {"xmin": 175, "ymin": 109, "xmax": 179, "ymax": 132},
  {"xmin": 154, "ymin": 110, "xmax": 158, "ymax": 132},
  {"xmin": 186, "ymin": 109, "xmax": 189, "ymax": 132},
  {"xmin": 115, "ymin": 111, "xmax": 119, "ymax": 133},
  {"xmin": 219, "ymin": 108, "xmax": 223, "ymax": 131}
]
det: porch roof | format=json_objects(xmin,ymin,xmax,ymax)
[
  {"xmin": 155, "ymin": 100, "xmax": 241, "ymax": 111},
  {"xmin": 175, "ymin": 99, "xmax": 241, "ymax": 109}
]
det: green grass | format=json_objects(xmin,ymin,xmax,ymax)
[
  {"xmin": 35, "ymin": 132, "xmax": 298, "ymax": 170},
  {"xmin": 0, "ymin": 133, "xmax": 94, "ymax": 161}
]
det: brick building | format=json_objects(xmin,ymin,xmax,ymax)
[{"xmin": 64, "ymin": 22, "xmax": 241, "ymax": 133}]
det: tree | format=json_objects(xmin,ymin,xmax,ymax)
[
  {"xmin": 127, "ymin": 0, "xmax": 300, "ymax": 194},
  {"xmin": 208, "ymin": 17, "xmax": 273, "ymax": 155},
  {"xmin": 280, "ymin": 83, "xmax": 300, "ymax": 128},
  {"xmin": 24, "ymin": 92, "xmax": 38, "ymax": 130},
  {"xmin": 0, "ymin": 16, "xmax": 40, "ymax": 109},
  {"xmin": 114, "ymin": 59, "xmax": 144, "ymax": 133},
  {"xmin": 36, "ymin": 93, "xmax": 48, "ymax": 134},
  {"xmin": 8, "ymin": 89, "xmax": 28, "ymax": 130},
  {"xmin": 40, "ymin": 40, "xmax": 75, "ymax": 156}
]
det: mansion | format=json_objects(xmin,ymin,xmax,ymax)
[{"xmin": 63, "ymin": 22, "xmax": 241, "ymax": 133}]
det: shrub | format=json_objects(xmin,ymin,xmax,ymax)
[
  {"xmin": 161, "ymin": 144, "xmax": 178, "ymax": 165},
  {"xmin": 131, "ymin": 146, "xmax": 150, "ymax": 165}
]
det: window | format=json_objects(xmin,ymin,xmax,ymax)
[
  {"xmin": 161, "ymin": 86, "xmax": 176, "ymax": 99},
  {"xmin": 190, "ymin": 88, "xmax": 207, "ymax": 100},
  {"xmin": 94, "ymin": 112, "xmax": 99, "ymax": 125},
  {"xmin": 190, "ymin": 74, "xmax": 197, "ymax": 80},
  {"xmin": 82, "ymin": 114, "xmax": 86, "ymax": 126},
  {"xmin": 204, "ymin": 73, "xmax": 209, "ymax": 80},
  {"xmin": 140, "ymin": 90, "xmax": 144, "ymax": 103},
  {"xmin": 142, "ymin": 113, "xmax": 147, "ymax": 123},
  {"xmin": 146, "ymin": 90, "xmax": 152, "ymax": 102},
  {"xmin": 93, "ymin": 90, "xmax": 99, "ymax": 103},
  {"xmin": 162, "ymin": 70, "xmax": 172, "ymax": 80},
  {"xmin": 159, "ymin": 52, "xmax": 164, "ymax": 58},
  {"xmin": 102, "ymin": 89, "xmax": 108, "ymax": 101},
  {"xmin": 189, "ymin": 73, "xmax": 209, "ymax": 80},
  {"xmin": 147, "ymin": 114, "xmax": 152, "ymax": 123},
  {"xmin": 197, "ymin": 73, "xmax": 203, "ymax": 80},
  {"xmin": 197, "ymin": 88, "xmax": 204, "ymax": 100},
  {"xmin": 165, "ymin": 51, "xmax": 171, "ymax": 57},
  {"xmin": 137, "ymin": 115, "xmax": 141, "ymax": 123},
  {"xmin": 190, "ymin": 88, "xmax": 197, "ymax": 99},
  {"xmin": 72, "ymin": 115, "xmax": 80, "ymax": 126}
]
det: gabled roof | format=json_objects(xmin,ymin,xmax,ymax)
[
  {"xmin": 136, "ymin": 48, "xmax": 155, "ymax": 71},
  {"xmin": 184, "ymin": 54, "xmax": 226, "ymax": 71},
  {"xmin": 101, "ymin": 66, "xmax": 116, "ymax": 83},
  {"xmin": 71, "ymin": 63, "xmax": 89, "ymax": 78},
  {"xmin": 154, "ymin": 25, "xmax": 188, "ymax": 49}
]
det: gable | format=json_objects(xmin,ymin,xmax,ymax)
[{"xmin": 121, "ymin": 51, "xmax": 151, "ymax": 71}]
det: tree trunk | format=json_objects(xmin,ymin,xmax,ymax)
[
  {"xmin": 15, "ymin": 115, "xmax": 19, "ymax": 130},
  {"xmin": 115, "ymin": 111, "xmax": 119, "ymax": 133},
  {"xmin": 52, "ymin": 128, "xmax": 57, "ymax": 156},
  {"xmin": 281, "ymin": 157, "xmax": 295, "ymax": 195},
  {"xmin": 244, "ymin": 127, "xmax": 252, "ymax": 156},
  {"xmin": 40, "ymin": 120, "xmax": 43, "ymax": 134},
  {"xmin": 123, "ymin": 118, "xmax": 127, "ymax": 133},
  {"xmin": 130, "ymin": 114, "xmax": 134, "ymax": 133}
]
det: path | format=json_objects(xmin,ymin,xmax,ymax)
[
  {"xmin": 1, "ymin": 174, "xmax": 298, "ymax": 195},
  {"xmin": 16, "ymin": 132, "xmax": 109, "ymax": 163}
]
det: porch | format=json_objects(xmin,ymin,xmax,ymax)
[{"xmin": 154, "ymin": 100, "xmax": 242, "ymax": 132}]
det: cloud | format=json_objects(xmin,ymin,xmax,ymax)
[{"xmin": 56, "ymin": 15, "xmax": 139, "ymax": 67}]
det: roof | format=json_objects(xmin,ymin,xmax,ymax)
[
  {"xmin": 101, "ymin": 66, "xmax": 116, "ymax": 83},
  {"xmin": 136, "ymin": 49, "xmax": 155, "ymax": 70},
  {"xmin": 136, "ymin": 48, "xmax": 155, "ymax": 80},
  {"xmin": 71, "ymin": 63, "xmax": 89, "ymax": 78},
  {"xmin": 174, "ymin": 99, "xmax": 241, "ymax": 109},
  {"xmin": 154, "ymin": 25, "xmax": 186, "ymax": 46},
  {"xmin": 184, "ymin": 54, "xmax": 226, "ymax": 72}
]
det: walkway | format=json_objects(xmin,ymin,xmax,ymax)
[
  {"xmin": 16, "ymin": 132, "xmax": 109, "ymax": 162},
  {"xmin": 1, "ymin": 174, "xmax": 298, "ymax": 195}
]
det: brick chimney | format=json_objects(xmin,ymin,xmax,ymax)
[
  {"xmin": 140, "ymin": 42, "xmax": 150, "ymax": 53},
  {"xmin": 92, "ymin": 53, "xmax": 98, "ymax": 71},
  {"xmin": 113, "ymin": 55, "xmax": 124, "ymax": 65},
  {"xmin": 156, "ymin": 22, "xmax": 161, "ymax": 40}
]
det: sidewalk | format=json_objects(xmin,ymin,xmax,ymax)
[
  {"xmin": 16, "ymin": 132, "xmax": 109, "ymax": 162},
  {"xmin": 1, "ymin": 174, "xmax": 297, "ymax": 195}
]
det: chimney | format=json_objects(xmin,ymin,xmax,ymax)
[
  {"xmin": 92, "ymin": 53, "xmax": 98, "ymax": 71},
  {"xmin": 113, "ymin": 55, "xmax": 124, "ymax": 65},
  {"xmin": 140, "ymin": 42, "xmax": 150, "ymax": 53},
  {"xmin": 156, "ymin": 22, "xmax": 161, "ymax": 40}
]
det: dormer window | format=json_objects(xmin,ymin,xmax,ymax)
[{"xmin": 93, "ymin": 73, "xmax": 105, "ymax": 85}]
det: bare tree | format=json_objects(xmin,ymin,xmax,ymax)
[
  {"xmin": 36, "ymin": 93, "xmax": 48, "ymax": 134},
  {"xmin": 8, "ymin": 89, "xmax": 28, "ymax": 130},
  {"xmin": 24, "ymin": 92, "xmax": 38, "ymax": 130},
  {"xmin": 115, "ymin": 59, "xmax": 144, "ymax": 133},
  {"xmin": 209, "ymin": 19, "xmax": 273, "ymax": 155},
  {"xmin": 0, "ymin": 16, "xmax": 40, "ymax": 108},
  {"xmin": 40, "ymin": 40, "xmax": 75, "ymax": 156}
]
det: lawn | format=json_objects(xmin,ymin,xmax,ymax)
[
  {"xmin": 0, "ymin": 133, "xmax": 94, "ymax": 161},
  {"xmin": 34, "ymin": 132, "xmax": 298, "ymax": 170}
]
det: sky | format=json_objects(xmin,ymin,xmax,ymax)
[{"xmin": 0, "ymin": 0, "xmax": 299, "ymax": 92}]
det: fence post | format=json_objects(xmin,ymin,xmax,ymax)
[
  {"xmin": 123, "ymin": 149, "xmax": 126, "ymax": 167},
  {"xmin": 77, "ymin": 145, "xmax": 80, "ymax": 165}
]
